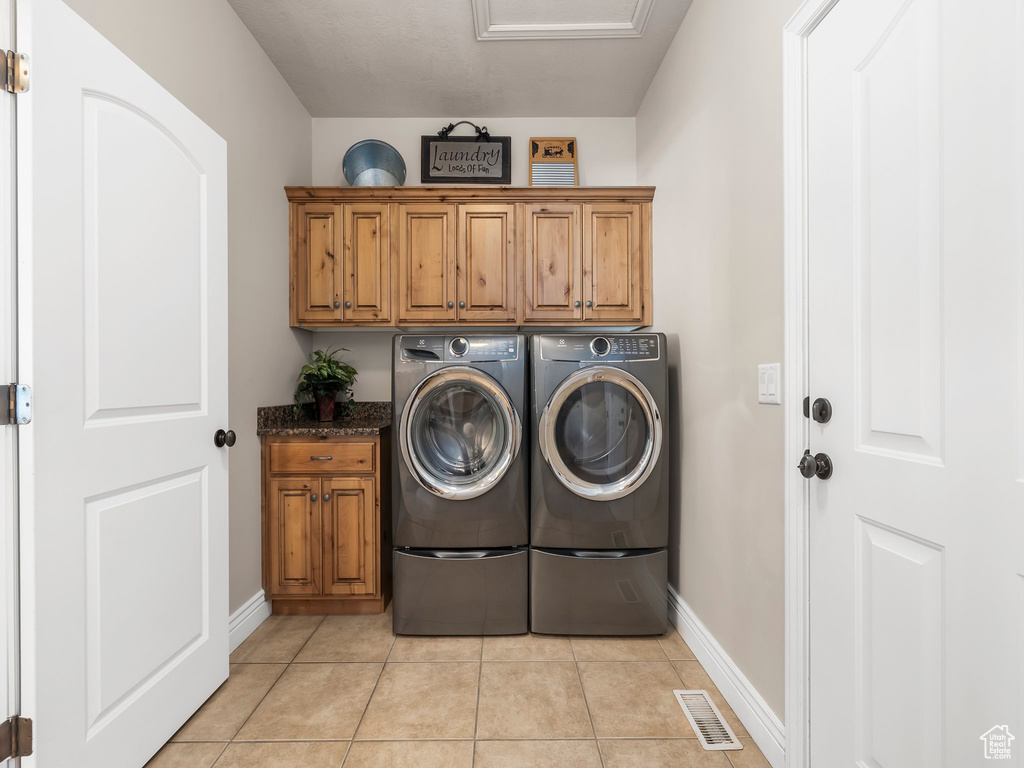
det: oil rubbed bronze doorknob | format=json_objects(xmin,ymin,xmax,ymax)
[
  {"xmin": 214, "ymin": 429, "xmax": 236, "ymax": 448},
  {"xmin": 798, "ymin": 449, "xmax": 833, "ymax": 480}
]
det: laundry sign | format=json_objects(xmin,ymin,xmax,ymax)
[{"xmin": 420, "ymin": 135, "xmax": 512, "ymax": 184}]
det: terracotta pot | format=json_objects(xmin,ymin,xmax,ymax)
[{"xmin": 315, "ymin": 392, "xmax": 337, "ymax": 422}]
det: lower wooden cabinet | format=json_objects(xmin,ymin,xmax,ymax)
[{"xmin": 262, "ymin": 432, "xmax": 391, "ymax": 614}]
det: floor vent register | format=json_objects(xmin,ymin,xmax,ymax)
[{"xmin": 673, "ymin": 690, "xmax": 742, "ymax": 751}]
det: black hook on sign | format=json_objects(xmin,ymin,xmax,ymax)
[{"xmin": 437, "ymin": 120, "xmax": 491, "ymax": 142}]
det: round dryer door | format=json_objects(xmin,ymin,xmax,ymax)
[
  {"xmin": 400, "ymin": 367, "xmax": 522, "ymax": 500},
  {"xmin": 539, "ymin": 366, "xmax": 663, "ymax": 500}
]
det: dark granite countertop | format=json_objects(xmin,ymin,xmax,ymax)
[{"xmin": 257, "ymin": 401, "xmax": 391, "ymax": 436}]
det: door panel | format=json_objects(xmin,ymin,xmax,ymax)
[
  {"xmin": 323, "ymin": 477, "xmax": 376, "ymax": 596},
  {"xmin": 21, "ymin": 0, "xmax": 229, "ymax": 764},
  {"xmin": 807, "ymin": 0, "xmax": 1023, "ymax": 764},
  {"xmin": 582, "ymin": 203, "xmax": 642, "ymax": 322},
  {"xmin": 344, "ymin": 202, "xmax": 390, "ymax": 322},
  {"xmin": 268, "ymin": 478, "xmax": 320, "ymax": 596},
  {"xmin": 397, "ymin": 203, "xmax": 457, "ymax": 323},
  {"xmin": 524, "ymin": 203, "xmax": 582, "ymax": 321},
  {"xmin": 457, "ymin": 204, "xmax": 516, "ymax": 322},
  {"xmin": 295, "ymin": 203, "xmax": 342, "ymax": 323}
]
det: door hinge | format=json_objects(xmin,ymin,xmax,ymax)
[
  {"xmin": 4, "ymin": 50, "xmax": 29, "ymax": 94},
  {"xmin": 0, "ymin": 716, "xmax": 33, "ymax": 760},
  {"xmin": 3, "ymin": 384, "xmax": 31, "ymax": 425}
]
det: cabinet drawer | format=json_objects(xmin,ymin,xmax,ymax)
[{"xmin": 269, "ymin": 441, "xmax": 375, "ymax": 474}]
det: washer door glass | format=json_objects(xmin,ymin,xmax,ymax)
[
  {"xmin": 541, "ymin": 367, "xmax": 662, "ymax": 500},
  {"xmin": 402, "ymin": 368, "xmax": 520, "ymax": 500}
]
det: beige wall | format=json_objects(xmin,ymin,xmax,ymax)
[
  {"xmin": 308, "ymin": 116, "xmax": 638, "ymax": 399},
  {"xmin": 636, "ymin": 0, "xmax": 802, "ymax": 720},
  {"xmin": 63, "ymin": 0, "xmax": 313, "ymax": 614}
]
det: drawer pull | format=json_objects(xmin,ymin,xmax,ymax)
[
  {"xmin": 310, "ymin": 455, "xmax": 333, "ymax": 461},
  {"xmin": 323, "ymin": 493, "xmax": 330, "ymax": 501}
]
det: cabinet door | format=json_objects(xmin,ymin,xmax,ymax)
[
  {"xmin": 322, "ymin": 477, "xmax": 377, "ymax": 596},
  {"xmin": 397, "ymin": 203, "xmax": 457, "ymax": 323},
  {"xmin": 268, "ymin": 477, "xmax": 321, "ymax": 596},
  {"xmin": 293, "ymin": 203, "xmax": 342, "ymax": 323},
  {"xmin": 344, "ymin": 203, "xmax": 391, "ymax": 322},
  {"xmin": 457, "ymin": 204, "xmax": 517, "ymax": 323},
  {"xmin": 524, "ymin": 203, "xmax": 582, "ymax": 321},
  {"xmin": 583, "ymin": 203, "xmax": 643, "ymax": 322}
]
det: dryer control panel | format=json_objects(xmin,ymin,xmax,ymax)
[
  {"xmin": 400, "ymin": 335, "xmax": 520, "ymax": 362},
  {"xmin": 539, "ymin": 334, "xmax": 661, "ymax": 362}
]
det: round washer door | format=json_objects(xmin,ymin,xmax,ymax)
[
  {"xmin": 539, "ymin": 366, "xmax": 663, "ymax": 500},
  {"xmin": 400, "ymin": 367, "xmax": 522, "ymax": 500}
]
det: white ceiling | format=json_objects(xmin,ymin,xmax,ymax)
[{"xmin": 226, "ymin": 0, "xmax": 692, "ymax": 117}]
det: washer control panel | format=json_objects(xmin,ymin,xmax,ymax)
[
  {"xmin": 540, "ymin": 334, "xmax": 660, "ymax": 362},
  {"xmin": 399, "ymin": 335, "xmax": 520, "ymax": 362}
]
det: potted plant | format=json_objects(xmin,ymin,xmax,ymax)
[{"xmin": 294, "ymin": 348, "xmax": 358, "ymax": 422}]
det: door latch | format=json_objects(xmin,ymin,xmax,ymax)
[{"xmin": 3, "ymin": 384, "xmax": 32, "ymax": 425}]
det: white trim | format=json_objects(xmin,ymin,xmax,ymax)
[
  {"xmin": 471, "ymin": 0, "xmax": 655, "ymax": 40},
  {"xmin": 227, "ymin": 590, "xmax": 271, "ymax": 654},
  {"xmin": 782, "ymin": 2, "xmax": 841, "ymax": 768},
  {"xmin": 668, "ymin": 586, "xmax": 785, "ymax": 768}
]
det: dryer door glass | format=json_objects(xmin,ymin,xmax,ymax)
[
  {"xmin": 402, "ymin": 368, "xmax": 521, "ymax": 500},
  {"xmin": 541, "ymin": 367, "xmax": 662, "ymax": 500}
]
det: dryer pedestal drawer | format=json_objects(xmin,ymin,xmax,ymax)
[
  {"xmin": 393, "ymin": 548, "xmax": 527, "ymax": 635},
  {"xmin": 530, "ymin": 547, "xmax": 667, "ymax": 636}
]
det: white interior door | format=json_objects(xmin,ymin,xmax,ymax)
[
  {"xmin": 16, "ymin": 0, "xmax": 229, "ymax": 765},
  {"xmin": 807, "ymin": 0, "xmax": 1023, "ymax": 765}
]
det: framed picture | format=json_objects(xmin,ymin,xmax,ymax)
[
  {"xmin": 420, "ymin": 135, "xmax": 512, "ymax": 184},
  {"xmin": 529, "ymin": 137, "xmax": 578, "ymax": 186}
]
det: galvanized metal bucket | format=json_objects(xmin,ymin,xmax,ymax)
[{"xmin": 342, "ymin": 139, "xmax": 407, "ymax": 186}]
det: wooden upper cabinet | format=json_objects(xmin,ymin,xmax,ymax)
[
  {"xmin": 457, "ymin": 204, "xmax": 517, "ymax": 323},
  {"xmin": 583, "ymin": 203, "xmax": 643, "ymax": 323},
  {"xmin": 268, "ymin": 477, "xmax": 320, "ymax": 596},
  {"xmin": 344, "ymin": 203, "xmax": 391, "ymax": 323},
  {"xmin": 322, "ymin": 477, "xmax": 376, "ymax": 596},
  {"xmin": 287, "ymin": 187, "xmax": 653, "ymax": 327},
  {"xmin": 293, "ymin": 203, "xmax": 342, "ymax": 324},
  {"xmin": 397, "ymin": 203, "xmax": 457, "ymax": 323},
  {"xmin": 524, "ymin": 203, "xmax": 582, "ymax": 321}
]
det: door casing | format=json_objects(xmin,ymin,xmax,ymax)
[{"xmin": 782, "ymin": 2, "xmax": 844, "ymax": 767}]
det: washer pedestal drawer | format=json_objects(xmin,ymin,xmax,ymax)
[
  {"xmin": 530, "ymin": 547, "xmax": 667, "ymax": 636},
  {"xmin": 393, "ymin": 548, "xmax": 527, "ymax": 635}
]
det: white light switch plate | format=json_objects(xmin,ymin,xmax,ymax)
[{"xmin": 758, "ymin": 363, "xmax": 781, "ymax": 405}]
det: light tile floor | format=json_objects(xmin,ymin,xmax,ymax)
[{"xmin": 146, "ymin": 607, "xmax": 770, "ymax": 768}]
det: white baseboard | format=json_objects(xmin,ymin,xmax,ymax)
[
  {"xmin": 668, "ymin": 586, "xmax": 785, "ymax": 768},
  {"xmin": 228, "ymin": 589, "xmax": 272, "ymax": 653}
]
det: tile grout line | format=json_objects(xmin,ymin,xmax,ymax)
[
  {"xmin": 227, "ymin": 616, "xmax": 327, "ymax": 744},
  {"xmin": 471, "ymin": 643, "xmax": 484, "ymax": 767},
  {"xmin": 570, "ymin": 639, "xmax": 607, "ymax": 768},
  {"xmin": 338, "ymin": 739, "xmax": 352, "ymax": 768},
  {"xmin": 344, "ymin": 628, "xmax": 397, "ymax": 747},
  {"xmin": 205, "ymin": 741, "xmax": 229, "ymax": 768}
]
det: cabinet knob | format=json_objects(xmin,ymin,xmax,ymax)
[
  {"xmin": 323, "ymin": 492, "xmax": 330, "ymax": 501},
  {"xmin": 586, "ymin": 300, "xmax": 593, "ymax": 308},
  {"xmin": 459, "ymin": 300, "xmax": 465, "ymax": 309},
  {"xmin": 574, "ymin": 300, "xmax": 581, "ymax": 308},
  {"xmin": 345, "ymin": 300, "xmax": 351, "ymax": 309},
  {"xmin": 310, "ymin": 493, "xmax": 317, "ymax": 502},
  {"xmin": 447, "ymin": 301, "xmax": 454, "ymax": 309},
  {"xmin": 333, "ymin": 300, "xmax": 341, "ymax": 308}
]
